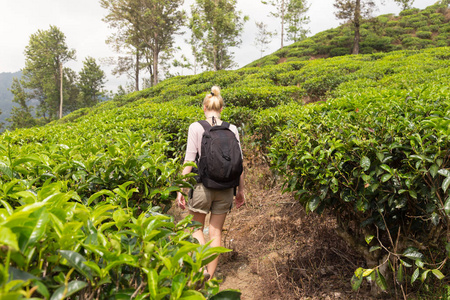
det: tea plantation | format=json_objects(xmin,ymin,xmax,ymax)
[
  {"xmin": 1, "ymin": 39, "xmax": 450, "ymax": 299},
  {"xmin": 247, "ymin": 1, "xmax": 450, "ymax": 67}
]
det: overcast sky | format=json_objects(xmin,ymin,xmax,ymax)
[{"xmin": 0, "ymin": 0, "xmax": 435, "ymax": 92}]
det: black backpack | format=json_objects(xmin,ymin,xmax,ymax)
[{"xmin": 196, "ymin": 120, "xmax": 243, "ymax": 189}]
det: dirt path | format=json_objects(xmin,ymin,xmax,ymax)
[
  {"xmin": 172, "ymin": 163, "xmax": 378, "ymax": 299},
  {"xmin": 216, "ymin": 183, "xmax": 363, "ymax": 300}
]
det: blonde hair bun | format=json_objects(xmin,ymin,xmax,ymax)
[
  {"xmin": 211, "ymin": 86, "xmax": 221, "ymax": 97},
  {"xmin": 203, "ymin": 85, "xmax": 224, "ymax": 112}
]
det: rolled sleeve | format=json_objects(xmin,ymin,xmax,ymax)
[{"xmin": 184, "ymin": 122, "xmax": 202, "ymax": 161}]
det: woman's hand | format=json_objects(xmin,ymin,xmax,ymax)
[
  {"xmin": 235, "ymin": 190, "xmax": 245, "ymax": 209},
  {"xmin": 177, "ymin": 192, "xmax": 186, "ymax": 210}
]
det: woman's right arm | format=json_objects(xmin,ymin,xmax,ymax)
[{"xmin": 176, "ymin": 163, "xmax": 193, "ymax": 210}]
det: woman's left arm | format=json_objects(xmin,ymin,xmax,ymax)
[{"xmin": 235, "ymin": 171, "xmax": 245, "ymax": 208}]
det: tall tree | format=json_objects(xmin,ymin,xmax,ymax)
[
  {"xmin": 262, "ymin": 0, "xmax": 309, "ymax": 47},
  {"xmin": 7, "ymin": 78, "xmax": 36, "ymax": 129},
  {"xmin": 0, "ymin": 110, "xmax": 3, "ymax": 132},
  {"xmin": 12, "ymin": 25, "xmax": 75, "ymax": 123},
  {"xmin": 286, "ymin": 0, "xmax": 310, "ymax": 43},
  {"xmin": 173, "ymin": 54, "xmax": 193, "ymax": 76},
  {"xmin": 189, "ymin": 0, "xmax": 248, "ymax": 71},
  {"xmin": 334, "ymin": 0, "xmax": 376, "ymax": 54},
  {"xmin": 254, "ymin": 22, "xmax": 276, "ymax": 58},
  {"xmin": 187, "ymin": 15, "xmax": 204, "ymax": 74},
  {"xmin": 62, "ymin": 68, "xmax": 81, "ymax": 114},
  {"xmin": 101, "ymin": 0, "xmax": 148, "ymax": 91},
  {"xmin": 78, "ymin": 57, "xmax": 106, "ymax": 108},
  {"xmin": 101, "ymin": 0, "xmax": 185, "ymax": 86},
  {"xmin": 262, "ymin": 0, "xmax": 286, "ymax": 48},
  {"xmin": 393, "ymin": 0, "xmax": 414, "ymax": 10}
]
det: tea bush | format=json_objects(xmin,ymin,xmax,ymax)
[
  {"xmin": 243, "ymin": 2, "xmax": 449, "ymax": 66},
  {"xmin": 1, "ymin": 25, "xmax": 450, "ymax": 299},
  {"xmin": 416, "ymin": 31, "xmax": 433, "ymax": 39},
  {"xmin": 0, "ymin": 90, "xmax": 242, "ymax": 298},
  {"xmin": 265, "ymin": 47, "xmax": 450, "ymax": 295},
  {"xmin": 0, "ymin": 180, "xmax": 236, "ymax": 299}
]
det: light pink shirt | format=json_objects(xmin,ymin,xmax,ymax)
[{"xmin": 184, "ymin": 121, "xmax": 241, "ymax": 162}]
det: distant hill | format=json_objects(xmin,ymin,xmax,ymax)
[
  {"xmin": 246, "ymin": 2, "xmax": 450, "ymax": 67},
  {"xmin": 0, "ymin": 71, "xmax": 21, "ymax": 129}
]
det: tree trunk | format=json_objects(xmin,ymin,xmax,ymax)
[
  {"xmin": 213, "ymin": 45, "xmax": 218, "ymax": 71},
  {"xmin": 153, "ymin": 48, "xmax": 158, "ymax": 86},
  {"xmin": 281, "ymin": 0, "xmax": 285, "ymax": 48},
  {"xmin": 352, "ymin": 0, "xmax": 361, "ymax": 55},
  {"xmin": 213, "ymin": 28, "xmax": 218, "ymax": 71},
  {"xmin": 59, "ymin": 62, "xmax": 63, "ymax": 119},
  {"xmin": 135, "ymin": 49, "xmax": 140, "ymax": 91}
]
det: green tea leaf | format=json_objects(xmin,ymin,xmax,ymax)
[
  {"xmin": 179, "ymin": 290, "xmax": 206, "ymax": 300},
  {"xmin": 50, "ymin": 280, "xmax": 87, "ymax": 300},
  {"xmin": 87, "ymin": 190, "xmax": 115, "ymax": 206},
  {"xmin": 34, "ymin": 280, "xmax": 50, "ymax": 299},
  {"xmin": 415, "ymin": 260, "xmax": 424, "ymax": 268},
  {"xmin": 173, "ymin": 244, "xmax": 200, "ymax": 262},
  {"xmin": 12, "ymin": 155, "xmax": 42, "ymax": 168},
  {"xmin": 408, "ymin": 190, "xmax": 417, "ymax": 199},
  {"xmin": 113, "ymin": 209, "xmax": 130, "ymax": 230},
  {"xmin": 369, "ymin": 246, "xmax": 381, "ymax": 252},
  {"xmin": 381, "ymin": 174, "xmax": 392, "ymax": 183},
  {"xmin": 431, "ymin": 212, "xmax": 440, "ymax": 225},
  {"xmin": 83, "ymin": 261, "xmax": 102, "ymax": 277},
  {"xmin": 411, "ymin": 268, "xmax": 420, "ymax": 284},
  {"xmin": 431, "ymin": 269, "xmax": 445, "ymax": 280},
  {"xmin": 438, "ymin": 169, "xmax": 450, "ymax": 177},
  {"xmin": 365, "ymin": 235, "xmax": 374, "ymax": 244},
  {"xmin": 376, "ymin": 152, "xmax": 384, "ymax": 162},
  {"xmin": 0, "ymin": 227, "xmax": 19, "ymax": 251},
  {"xmin": 442, "ymin": 177, "xmax": 450, "ymax": 193},
  {"xmin": 0, "ymin": 200, "xmax": 13, "ymax": 216},
  {"xmin": 444, "ymin": 197, "xmax": 450, "ymax": 216},
  {"xmin": 351, "ymin": 272, "xmax": 363, "ymax": 291},
  {"xmin": 8, "ymin": 267, "xmax": 38, "ymax": 281},
  {"xmin": 58, "ymin": 250, "xmax": 93, "ymax": 282},
  {"xmin": 421, "ymin": 269, "xmax": 430, "ymax": 282},
  {"xmin": 403, "ymin": 248, "xmax": 424, "ymax": 260},
  {"xmin": 171, "ymin": 274, "xmax": 188, "ymax": 299},
  {"xmin": 399, "ymin": 259, "xmax": 412, "ymax": 268},
  {"xmin": 210, "ymin": 289, "xmax": 242, "ymax": 300},
  {"xmin": 397, "ymin": 264, "xmax": 404, "ymax": 284},
  {"xmin": 360, "ymin": 156, "xmax": 371, "ymax": 171},
  {"xmin": 143, "ymin": 268, "xmax": 158, "ymax": 297},
  {"xmin": 0, "ymin": 161, "xmax": 13, "ymax": 180},
  {"xmin": 376, "ymin": 270, "xmax": 387, "ymax": 291},
  {"xmin": 429, "ymin": 164, "xmax": 439, "ymax": 178},
  {"xmin": 380, "ymin": 164, "xmax": 392, "ymax": 173},
  {"xmin": 308, "ymin": 197, "xmax": 320, "ymax": 212}
]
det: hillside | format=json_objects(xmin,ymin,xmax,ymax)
[
  {"xmin": 246, "ymin": 1, "xmax": 450, "ymax": 67},
  {"xmin": 1, "ymin": 2, "xmax": 450, "ymax": 298},
  {"xmin": 0, "ymin": 71, "xmax": 21, "ymax": 129},
  {"xmin": 1, "ymin": 46, "xmax": 449, "ymax": 298}
]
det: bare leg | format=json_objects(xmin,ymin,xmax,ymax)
[
  {"xmin": 207, "ymin": 213, "xmax": 227, "ymax": 278},
  {"xmin": 190, "ymin": 210, "xmax": 207, "ymax": 245}
]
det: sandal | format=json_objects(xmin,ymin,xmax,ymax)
[
  {"xmin": 194, "ymin": 268, "xmax": 211, "ymax": 290},
  {"xmin": 203, "ymin": 271, "xmax": 211, "ymax": 281}
]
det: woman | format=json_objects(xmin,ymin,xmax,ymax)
[{"xmin": 176, "ymin": 85, "xmax": 245, "ymax": 279}]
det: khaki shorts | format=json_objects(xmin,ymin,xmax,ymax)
[{"xmin": 188, "ymin": 183, "xmax": 234, "ymax": 215}]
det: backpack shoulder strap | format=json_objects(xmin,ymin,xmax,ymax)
[
  {"xmin": 221, "ymin": 121, "xmax": 230, "ymax": 128},
  {"xmin": 198, "ymin": 120, "xmax": 211, "ymax": 131}
]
